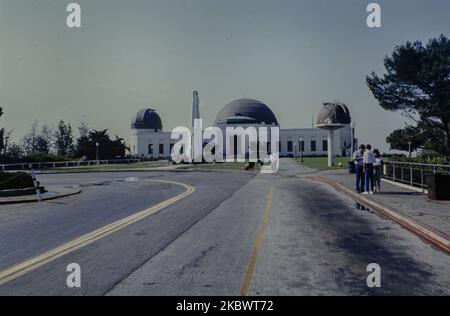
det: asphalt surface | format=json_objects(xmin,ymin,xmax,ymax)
[{"xmin": 0, "ymin": 161, "xmax": 449, "ymax": 295}]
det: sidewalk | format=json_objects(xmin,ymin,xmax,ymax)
[{"xmin": 306, "ymin": 169, "xmax": 450, "ymax": 252}]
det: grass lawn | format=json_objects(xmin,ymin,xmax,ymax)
[
  {"xmin": 40, "ymin": 161, "xmax": 168, "ymax": 173},
  {"xmin": 298, "ymin": 156, "xmax": 351, "ymax": 170}
]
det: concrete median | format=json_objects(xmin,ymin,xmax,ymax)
[{"xmin": 0, "ymin": 186, "xmax": 81, "ymax": 205}]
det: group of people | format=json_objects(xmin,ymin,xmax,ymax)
[{"xmin": 352, "ymin": 144, "xmax": 384, "ymax": 194}]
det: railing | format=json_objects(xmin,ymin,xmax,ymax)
[
  {"xmin": 383, "ymin": 160, "xmax": 450, "ymax": 190},
  {"xmin": 0, "ymin": 159, "xmax": 141, "ymax": 171}
]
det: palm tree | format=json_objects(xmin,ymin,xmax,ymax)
[{"xmin": 88, "ymin": 129, "xmax": 110, "ymax": 144}]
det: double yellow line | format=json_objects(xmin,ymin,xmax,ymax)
[{"xmin": 0, "ymin": 179, "xmax": 196, "ymax": 286}]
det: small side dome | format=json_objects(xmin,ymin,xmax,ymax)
[
  {"xmin": 132, "ymin": 109, "xmax": 163, "ymax": 130},
  {"xmin": 316, "ymin": 102, "xmax": 351, "ymax": 128}
]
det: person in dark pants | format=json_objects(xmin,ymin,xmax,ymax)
[
  {"xmin": 363, "ymin": 144, "xmax": 376, "ymax": 194},
  {"xmin": 373, "ymin": 149, "xmax": 384, "ymax": 193},
  {"xmin": 352, "ymin": 144, "xmax": 365, "ymax": 193}
]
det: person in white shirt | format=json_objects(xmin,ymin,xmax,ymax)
[
  {"xmin": 352, "ymin": 144, "xmax": 365, "ymax": 193},
  {"xmin": 362, "ymin": 144, "xmax": 376, "ymax": 194},
  {"xmin": 373, "ymin": 149, "xmax": 384, "ymax": 193}
]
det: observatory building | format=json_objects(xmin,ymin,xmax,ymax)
[
  {"xmin": 130, "ymin": 108, "xmax": 172, "ymax": 159},
  {"xmin": 316, "ymin": 102, "xmax": 352, "ymax": 166},
  {"xmin": 130, "ymin": 93, "xmax": 352, "ymax": 160}
]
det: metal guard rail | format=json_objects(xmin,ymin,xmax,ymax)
[{"xmin": 383, "ymin": 160, "xmax": 450, "ymax": 190}]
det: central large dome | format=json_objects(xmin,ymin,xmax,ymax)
[{"xmin": 215, "ymin": 98, "xmax": 279, "ymax": 125}]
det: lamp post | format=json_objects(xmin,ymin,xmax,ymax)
[
  {"xmin": 293, "ymin": 143, "xmax": 297, "ymax": 160},
  {"xmin": 96, "ymin": 142, "xmax": 99, "ymax": 163},
  {"xmin": 408, "ymin": 141, "xmax": 412, "ymax": 158},
  {"xmin": 299, "ymin": 138, "xmax": 304, "ymax": 163},
  {"xmin": 351, "ymin": 122, "xmax": 356, "ymax": 155}
]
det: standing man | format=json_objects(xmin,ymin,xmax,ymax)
[
  {"xmin": 362, "ymin": 144, "xmax": 376, "ymax": 194},
  {"xmin": 352, "ymin": 144, "xmax": 365, "ymax": 193}
]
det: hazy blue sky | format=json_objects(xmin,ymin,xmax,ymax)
[{"xmin": 1, "ymin": 0, "xmax": 449, "ymax": 151}]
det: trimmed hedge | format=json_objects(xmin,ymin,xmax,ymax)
[
  {"xmin": 383, "ymin": 154, "xmax": 449, "ymax": 165},
  {"xmin": 23, "ymin": 152, "xmax": 69, "ymax": 163},
  {"xmin": 0, "ymin": 172, "xmax": 34, "ymax": 190}
]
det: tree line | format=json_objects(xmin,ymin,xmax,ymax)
[
  {"xmin": 367, "ymin": 34, "xmax": 450, "ymax": 157},
  {"xmin": 0, "ymin": 111, "xmax": 128, "ymax": 163}
]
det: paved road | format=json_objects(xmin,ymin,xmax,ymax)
[
  {"xmin": 0, "ymin": 170, "xmax": 254, "ymax": 295},
  {"xmin": 0, "ymin": 161, "xmax": 449, "ymax": 295}
]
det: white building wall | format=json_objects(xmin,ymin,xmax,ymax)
[
  {"xmin": 215, "ymin": 123, "xmax": 277, "ymax": 159},
  {"xmin": 130, "ymin": 129, "xmax": 172, "ymax": 159},
  {"xmin": 131, "ymin": 125, "xmax": 352, "ymax": 159},
  {"xmin": 279, "ymin": 126, "xmax": 351, "ymax": 157}
]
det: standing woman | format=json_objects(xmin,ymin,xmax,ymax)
[{"xmin": 373, "ymin": 149, "xmax": 384, "ymax": 193}]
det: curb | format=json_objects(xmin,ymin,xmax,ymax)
[
  {"xmin": 35, "ymin": 167, "xmax": 181, "ymax": 175},
  {"xmin": 305, "ymin": 175, "xmax": 450, "ymax": 254},
  {"xmin": 189, "ymin": 168, "xmax": 260, "ymax": 174},
  {"xmin": 0, "ymin": 188, "xmax": 81, "ymax": 205},
  {"xmin": 37, "ymin": 167, "xmax": 259, "ymax": 175},
  {"xmin": 0, "ymin": 186, "xmax": 45, "ymax": 198}
]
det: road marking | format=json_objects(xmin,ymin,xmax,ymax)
[
  {"xmin": 0, "ymin": 179, "xmax": 196, "ymax": 286},
  {"xmin": 240, "ymin": 185, "xmax": 274, "ymax": 296}
]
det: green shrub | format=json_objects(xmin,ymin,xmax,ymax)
[
  {"xmin": 385, "ymin": 154, "xmax": 449, "ymax": 165},
  {"xmin": 416, "ymin": 155, "xmax": 449, "ymax": 165},
  {"xmin": 0, "ymin": 172, "xmax": 34, "ymax": 190}
]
